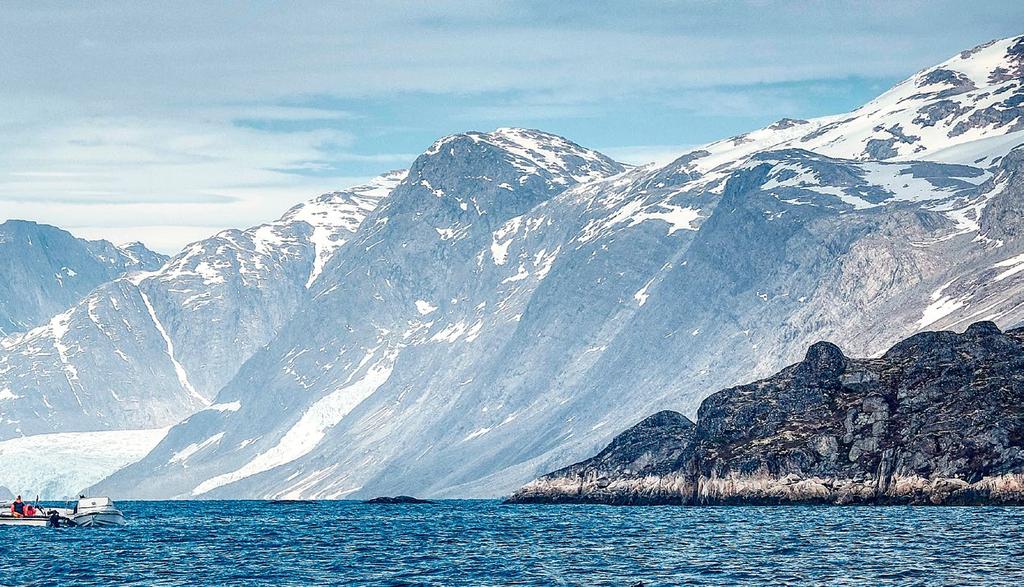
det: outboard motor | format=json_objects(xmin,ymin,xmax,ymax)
[{"xmin": 48, "ymin": 510, "xmax": 61, "ymax": 528}]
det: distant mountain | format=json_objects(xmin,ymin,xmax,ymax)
[
  {"xmin": 0, "ymin": 220, "xmax": 166, "ymax": 337},
  {"xmin": 86, "ymin": 34, "xmax": 1024, "ymax": 500},
  {"xmin": 508, "ymin": 321, "xmax": 1024, "ymax": 505},
  {"xmin": 0, "ymin": 171, "xmax": 404, "ymax": 442}
]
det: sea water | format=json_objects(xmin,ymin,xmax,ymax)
[{"xmin": 2, "ymin": 501, "xmax": 1023, "ymax": 585}]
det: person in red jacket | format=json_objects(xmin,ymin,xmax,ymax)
[
  {"xmin": 10, "ymin": 496, "xmax": 24, "ymax": 518},
  {"xmin": 24, "ymin": 503, "xmax": 36, "ymax": 517}
]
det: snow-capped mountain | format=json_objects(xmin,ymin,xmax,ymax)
[
  {"xmin": 0, "ymin": 220, "xmax": 165, "ymax": 337},
  {"xmin": 88, "ymin": 34, "xmax": 1024, "ymax": 500},
  {"xmin": 0, "ymin": 172, "xmax": 403, "ymax": 447},
  {"xmin": 668, "ymin": 35, "xmax": 1024, "ymax": 188}
]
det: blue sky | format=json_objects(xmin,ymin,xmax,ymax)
[{"xmin": 1, "ymin": 1, "xmax": 1022, "ymax": 252}]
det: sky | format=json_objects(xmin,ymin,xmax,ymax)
[{"xmin": 1, "ymin": 1, "xmax": 1022, "ymax": 253}]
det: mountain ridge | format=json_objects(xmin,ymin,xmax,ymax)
[{"xmin": 0, "ymin": 219, "xmax": 166, "ymax": 337}]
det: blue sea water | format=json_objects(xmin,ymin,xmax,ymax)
[{"xmin": 2, "ymin": 500, "xmax": 1023, "ymax": 586}]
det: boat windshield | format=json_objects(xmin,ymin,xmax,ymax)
[{"xmin": 78, "ymin": 497, "xmax": 113, "ymax": 508}]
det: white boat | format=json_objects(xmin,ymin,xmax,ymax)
[
  {"xmin": 70, "ymin": 496, "xmax": 127, "ymax": 527},
  {"xmin": 0, "ymin": 496, "xmax": 126, "ymax": 527}
]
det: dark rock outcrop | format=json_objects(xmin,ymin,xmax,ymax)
[
  {"xmin": 365, "ymin": 496, "xmax": 433, "ymax": 504},
  {"xmin": 509, "ymin": 321, "xmax": 1024, "ymax": 505}
]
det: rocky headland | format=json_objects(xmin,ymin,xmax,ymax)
[{"xmin": 508, "ymin": 321, "xmax": 1024, "ymax": 505}]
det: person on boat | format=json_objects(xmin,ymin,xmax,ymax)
[
  {"xmin": 10, "ymin": 496, "xmax": 24, "ymax": 518},
  {"xmin": 24, "ymin": 503, "xmax": 36, "ymax": 517}
]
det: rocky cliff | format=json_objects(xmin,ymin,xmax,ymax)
[{"xmin": 509, "ymin": 321, "xmax": 1024, "ymax": 505}]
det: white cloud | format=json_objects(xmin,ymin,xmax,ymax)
[
  {"xmin": 0, "ymin": 111, "xmax": 395, "ymax": 252},
  {"xmin": 0, "ymin": 1, "xmax": 1020, "ymax": 253}
]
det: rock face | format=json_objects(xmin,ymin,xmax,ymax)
[
  {"xmin": 509, "ymin": 321, "xmax": 1024, "ymax": 505},
  {"xmin": 0, "ymin": 220, "xmax": 166, "ymax": 337}
]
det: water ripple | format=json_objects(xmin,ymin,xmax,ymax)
[{"xmin": 2, "ymin": 501, "xmax": 1023, "ymax": 585}]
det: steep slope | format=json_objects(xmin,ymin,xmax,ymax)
[
  {"xmin": 95, "ymin": 129, "xmax": 628, "ymax": 499},
  {"xmin": 0, "ymin": 220, "xmax": 165, "ymax": 336},
  {"xmin": 509, "ymin": 322, "xmax": 1024, "ymax": 505},
  {"xmin": 96, "ymin": 35, "xmax": 1024, "ymax": 500},
  {"xmin": 0, "ymin": 172, "xmax": 403, "ymax": 442}
]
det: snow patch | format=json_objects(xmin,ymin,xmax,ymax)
[
  {"xmin": 630, "ymin": 204, "xmax": 702, "ymax": 234},
  {"xmin": 993, "ymin": 253, "xmax": 1024, "ymax": 282},
  {"xmin": 170, "ymin": 432, "xmax": 225, "ymax": 464},
  {"xmin": 501, "ymin": 265, "xmax": 530, "ymax": 284},
  {"xmin": 191, "ymin": 350, "xmax": 397, "ymax": 496},
  {"xmin": 634, "ymin": 277, "xmax": 656, "ymax": 307},
  {"xmin": 140, "ymin": 290, "xmax": 208, "ymax": 406},
  {"xmin": 919, "ymin": 280, "xmax": 965, "ymax": 328},
  {"xmin": 490, "ymin": 216, "xmax": 523, "ymax": 266},
  {"xmin": 415, "ymin": 300, "xmax": 438, "ymax": 315},
  {"xmin": 463, "ymin": 427, "xmax": 491, "ymax": 441},
  {"xmin": 206, "ymin": 401, "xmax": 242, "ymax": 413}
]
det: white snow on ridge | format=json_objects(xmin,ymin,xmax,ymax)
[
  {"xmin": 927, "ymin": 130, "xmax": 1024, "ymax": 167},
  {"xmin": 462, "ymin": 427, "xmax": 491, "ymax": 441},
  {"xmin": 649, "ymin": 35, "xmax": 1023, "ymax": 189},
  {"xmin": 415, "ymin": 300, "xmax": 438, "ymax": 315},
  {"xmin": 993, "ymin": 253, "xmax": 1024, "ymax": 282},
  {"xmin": 634, "ymin": 277, "xmax": 656, "ymax": 307},
  {"xmin": 486, "ymin": 128, "xmax": 615, "ymax": 183},
  {"xmin": 629, "ymin": 203, "xmax": 702, "ymax": 234},
  {"xmin": 206, "ymin": 401, "xmax": 242, "ymax": 412},
  {"xmin": 191, "ymin": 350, "xmax": 398, "ymax": 496},
  {"xmin": 0, "ymin": 428, "xmax": 169, "ymax": 498},
  {"xmin": 919, "ymin": 279, "xmax": 966, "ymax": 328},
  {"xmin": 49, "ymin": 310, "xmax": 81, "ymax": 385},
  {"xmin": 349, "ymin": 170, "xmax": 409, "ymax": 200},
  {"xmin": 755, "ymin": 153, "xmax": 993, "ymax": 217},
  {"xmin": 945, "ymin": 36, "xmax": 1015, "ymax": 87},
  {"xmin": 490, "ymin": 216, "xmax": 523, "ymax": 266},
  {"xmin": 170, "ymin": 432, "xmax": 226, "ymax": 464},
  {"xmin": 426, "ymin": 128, "xmax": 622, "ymax": 185},
  {"xmin": 292, "ymin": 172, "xmax": 406, "ymax": 288}
]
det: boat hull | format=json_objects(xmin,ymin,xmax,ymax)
[
  {"xmin": 0, "ymin": 516, "xmax": 50, "ymax": 527},
  {"xmin": 72, "ymin": 511, "xmax": 126, "ymax": 527}
]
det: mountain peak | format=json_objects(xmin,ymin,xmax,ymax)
[{"xmin": 424, "ymin": 127, "xmax": 624, "ymax": 186}]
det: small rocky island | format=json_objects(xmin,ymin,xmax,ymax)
[
  {"xmin": 365, "ymin": 496, "xmax": 433, "ymax": 504},
  {"xmin": 508, "ymin": 321, "xmax": 1024, "ymax": 505}
]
